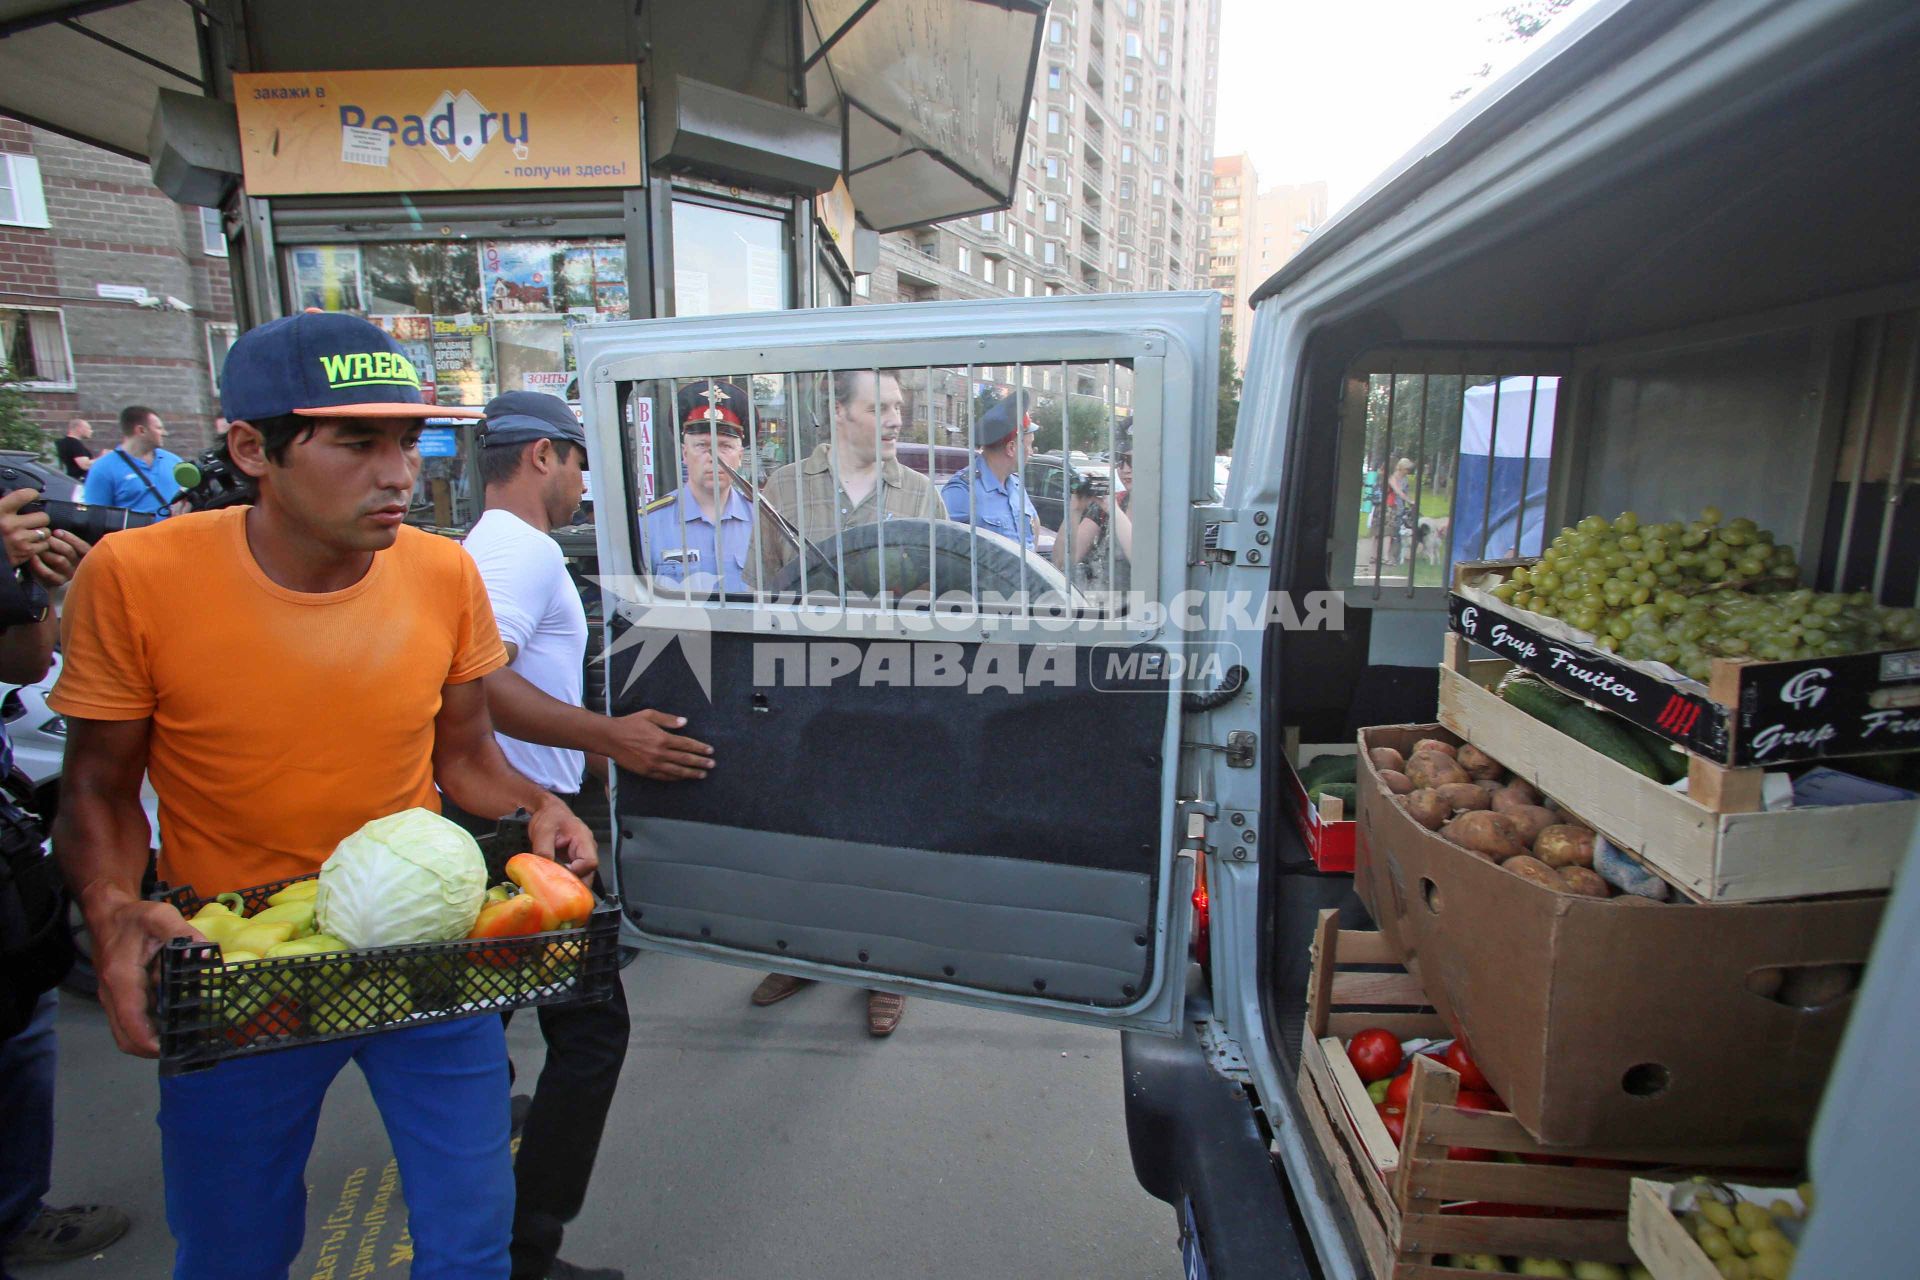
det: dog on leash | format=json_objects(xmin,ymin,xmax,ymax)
[{"xmin": 1408, "ymin": 515, "xmax": 1451, "ymax": 567}]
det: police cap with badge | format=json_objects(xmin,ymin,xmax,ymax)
[
  {"xmin": 972, "ymin": 390, "xmax": 1031, "ymax": 449},
  {"xmin": 677, "ymin": 379, "xmax": 751, "ymax": 440}
]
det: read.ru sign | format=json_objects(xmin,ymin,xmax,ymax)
[{"xmin": 233, "ymin": 66, "xmax": 641, "ymax": 196}]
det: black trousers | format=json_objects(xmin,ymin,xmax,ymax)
[{"xmin": 443, "ymin": 792, "xmax": 631, "ymax": 1280}]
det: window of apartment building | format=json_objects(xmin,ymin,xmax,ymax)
[
  {"xmin": 206, "ymin": 320, "xmax": 238, "ymax": 389},
  {"xmin": 1125, "ymin": 33, "xmax": 1141, "ymax": 57},
  {"xmin": 1048, "ymin": 65, "xmax": 1063, "ymax": 90},
  {"xmin": 1025, "ymin": 188, "xmax": 1036, "ymax": 213},
  {"xmin": 1119, "ymin": 215, "xmax": 1133, "ymax": 235},
  {"xmin": 1156, "ymin": 46, "xmax": 1169, "ymax": 67},
  {"xmin": 1121, "ymin": 107, "xmax": 1136, "ymax": 128},
  {"xmin": 1151, "ymin": 208, "xmax": 1165, "ymax": 228},
  {"xmin": 1154, "ymin": 112, "xmax": 1167, "ymax": 134},
  {"xmin": 1117, "ymin": 250, "xmax": 1130, "ymax": 270},
  {"xmin": 1006, "ymin": 221, "xmax": 1018, "ymax": 248},
  {"xmin": 1122, "ymin": 143, "xmax": 1134, "ymax": 163},
  {"xmin": 1047, "ymin": 109, "xmax": 1062, "ymax": 135},
  {"xmin": 1119, "ymin": 179, "xmax": 1133, "ymax": 200},
  {"xmin": 1045, "ymin": 156, "xmax": 1061, "ymax": 179},
  {"xmin": 981, "ymin": 255, "xmax": 996, "ymax": 283},
  {"xmin": 1005, "ymin": 264, "xmax": 1016, "ymax": 291},
  {"xmin": 1152, "ymin": 177, "xmax": 1164, "ymax": 196},
  {"xmin": 1153, "ymin": 144, "xmax": 1165, "ymax": 164},
  {"xmin": 1126, "ymin": 0, "xmax": 1140, "ymax": 16},
  {"xmin": 1025, "ymin": 231, "xmax": 1035, "ymax": 255},
  {"xmin": 1124, "ymin": 73, "xmax": 1137, "ymax": 92},
  {"xmin": 981, "ymin": 212, "xmax": 996, "ymax": 231},
  {"xmin": 0, "ymin": 154, "xmax": 49, "ymax": 228},
  {"xmin": 198, "ymin": 207, "xmax": 228, "ymax": 257},
  {"xmin": 1159, "ymin": 16, "xmax": 1171, "ymax": 35},
  {"xmin": 1023, "ymin": 275, "xmax": 1034, "ymax": 297},
  {"xmin": 958, "ymin": 245, "xmax": 972, "ymax": 273},
  {"xmin": 1045, "ymin": 199, "xmax": 1060, "ymax": 223},
  {"xmin": 1043, "ymin": 241, "xmax": 1058, "ymax": 265},
  {"xmin": 0, "ymin": 306, "xmax": 74, "ymax": 388},
  {"xmin": 1050, "ymin": 18, "xmax": 1064, "ymax": 43}
]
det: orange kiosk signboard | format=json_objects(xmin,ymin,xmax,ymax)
[{"xmin": 233, "ymin": 65, "xmax": 641, "ymax": 195}]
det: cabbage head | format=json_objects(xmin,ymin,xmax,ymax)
[{"xmin": 315, "ymin": 808, "xmax": 488, "ymax": 949}]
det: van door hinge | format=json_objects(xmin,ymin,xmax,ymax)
[
  {"xmin": 1192, "ymin": 506, "xmax": 1273, "ymax": 567},
  {"xmin": 1181, "ymin": 730, "xmax": 1256, "ymax": 768}
]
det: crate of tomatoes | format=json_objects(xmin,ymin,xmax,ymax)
[
  {"xmin": 1294, "ymin": 911, "xmax": 1783, "ymax": 1279},
  {"xmin": 153, "ymin": 809, "xmax": 620, "ymax": 1076}
]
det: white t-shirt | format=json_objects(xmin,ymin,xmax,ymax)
[{"xmin": 461, "ymin": 508, "xmax": 588, "ymax": 793}]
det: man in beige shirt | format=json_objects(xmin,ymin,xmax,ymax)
[
  {"xmin": 749, "ymin": 368, "xmax": 943, "ymax": 1036},
  {"xmin": 761, "ymin": 369, "xmax": 945, "ymax": 569}
]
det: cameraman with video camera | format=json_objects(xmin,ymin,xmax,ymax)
[
  {"xmin": 1051, "ymin": 424, "xmax": 1133, "ymax": 595},
  {"xmin": 0, "ymin": 493, "xmax": 126, "ymax": 1272}
]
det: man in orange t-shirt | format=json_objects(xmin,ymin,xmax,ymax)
[{"xmin": 51, "ymin": 311, "xmax": 596, "ymax": 1280}]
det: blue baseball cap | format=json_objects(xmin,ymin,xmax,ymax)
[
  {"xmin": 220, "ymin": 310, "xmax": 482, "ymax": 422},
  {"xmin": 480, "ymin": 391, "xmax": 587, "ymax": 448}
]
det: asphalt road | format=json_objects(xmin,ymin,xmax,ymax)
[{"xmin": 30, "ymin": 952, "xmax": 1177, "ymax": 1279}]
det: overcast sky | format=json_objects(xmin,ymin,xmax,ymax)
[{"xmin": 1214, "ymin": 0, "xmax": 1605, "ymax": 212}]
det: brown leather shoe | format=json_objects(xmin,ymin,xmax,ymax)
[
  {"xmin": 867, "ymin": 990, "xmax": 906, "ymax": 1036},
  {"xmin": 750, "ymin": 972, "xmax": 815, "ymax": 1006}
]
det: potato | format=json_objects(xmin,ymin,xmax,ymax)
[
  {"xmin": 1407, "ymin": 751, "xmax": 1471, "ymax": 789},
  {"xmin": 1441, "ymin": 810, "xmax": 1530, "ymax": 860},
  {"xmin": 1474, "ymin": 778, "xmax": 1505, "ymax": 795},
  {"xmin": 1412, "ymin": 738, "xmax": 1457, "ymax": 757},
  {"xmin": 1403, "ymin": 789, "xmax": 1451, "ymax": 830},
  {"xmin": 1502, "ymin": 804, "xmax": 1558, "ymax": 846},
  {"xmin": 1501, "ymin": 854, "xmax": 1566, "ymax": 890},
  {"xmin": 1559, "ymin": 866, "xmax": 1612, "ymax": 898},
  {"xmin": 1369, "ymin": 746, "xmax": 1407, "ymax": 774},
  {"xmin": 1456, "ymin": 743, "xmax": 1504, "ymax": 780},
  {"xmin": 1380, "ymin": 769, "xmax": 1415, "ymax": 795},
  {"xmin": 1435, "ymin": 782, "xmax": 1492, "ymax": 813},
  {"xmin": 1490, "ymin": 779, "xmax": 1542, "ymax": 812},
  {"xmin": 1534, "ymin": 824, "xmax": 1597, "ymax": 869}
]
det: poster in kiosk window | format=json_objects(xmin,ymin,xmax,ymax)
[{"xmin": 1450, "ymin": 375, "xmax": 1557, "ymax": 572}]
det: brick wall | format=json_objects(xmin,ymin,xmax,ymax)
[{"xmin": 2, "ymin": 116, "xmax": 235, "ymax": 457}]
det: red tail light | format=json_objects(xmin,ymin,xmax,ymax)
[{"xmin": 1190, "ymin": 864, "xmax": 1211, "ymax": 967}]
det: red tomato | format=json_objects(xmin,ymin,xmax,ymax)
[
  {"xmin": 1455, "ymin": 1090, "xmax": 1502, "ymax": 1113},
  {"xmin": 1376, "ymin": 1104, "xmax": 1406, "ymax": 1147},
  {"xmin": 1446, "ymin": 1142, "xmax": 1495, "ymax": 1161},
  {"xmin": 1384, "ymin": 1070, "xmax": 1413, "ymax": 1111},
  {"xmin": 1442, "ymin": 1038, "xmax": 1491, "ymax": 1092},
  {"xmin": 1347, "ymin": 1028, "xmax": 1404, "ymax": 1083}
]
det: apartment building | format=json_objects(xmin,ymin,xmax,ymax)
[
  {"xmin": 866, "ymin": 0, "xmax": 1224, "ymax": 315},
  {"xmin": 1, "ymin": 115, "xmax": 234, "ymax": 454},
  {"xmin": 1209, "ymin": 153, "xmax": 1258, "ymax": 369}
]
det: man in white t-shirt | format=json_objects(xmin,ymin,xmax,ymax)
[{"xmin": 452, "ymin": 391, "xmax": 713, "ymax": 1280}]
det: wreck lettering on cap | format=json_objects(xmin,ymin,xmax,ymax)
[{"xmin": 318, "ymin": 350, "xmax": 422, "ymax": 390}]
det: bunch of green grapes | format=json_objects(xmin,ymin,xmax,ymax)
[{"xmin": 1488, "ymin": 507, "xmax": 1920, "ymax": 680}]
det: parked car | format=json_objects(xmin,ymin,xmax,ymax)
[
  {"xmin": 893, "ymin": 441, "xmax": 972, "ymax": 485},
  {"xmin": 1024, "ymin": 454, "xmax": 1115, "ymax": 536}
]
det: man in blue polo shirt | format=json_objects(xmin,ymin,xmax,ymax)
[
  {"xmin": 637, "ymin": 379, "xmax": 766, "ymax": 594},
  {"xmin": 941, "ymin": 391, "xmax": 1042, "ymax": 549},
  {"xmin": 79, "ymin": 406, "xmax": 183, "ymax": 516}
]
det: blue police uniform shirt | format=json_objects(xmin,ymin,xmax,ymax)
[
  {"xmin": 639, "ymin": 485, "xmax": 757, "ymax": 593},
  {"xmin": 80, "ymin": 447, "xmax": 184, "ymax": 515},
  {"xmin": 941, "ymin": 455, "xmax": 1040, "ymax": 545}
]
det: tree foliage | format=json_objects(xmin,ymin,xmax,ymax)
[
  {"xmin": 1029, "ymin": 393, "xmax": 1113, "ymax": 454},
  {"xmin": 0, "ymin": 374, "xmax": 46, "ymax": 455},
  {"xmin": 1217, "ymin": 327, "xmax": 1242, "ymax": 456}
]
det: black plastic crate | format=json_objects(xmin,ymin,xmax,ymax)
[{"xmin": 152, "ymin": 871, "xmax": 621, "ymax": 1076}]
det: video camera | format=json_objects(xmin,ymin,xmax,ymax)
[
  {"xmin": 0, "ymin": 462, "xmax": 157, "ymax": 544},
  {"xmin": 1071, "ymin": 472, "xmax": 1112, "ymax": 499},
  {"xmin": 171, "ymin": 445, "xmax": 252, "ymax": 511}
]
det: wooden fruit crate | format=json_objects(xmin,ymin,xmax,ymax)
[
  {"xmin": 1296, "ymin": 911, "xmax": 1650, "ymax": 1278},
  {"xmin": 1436, "ymin": 642, "xmax": 1917, "ymax": 901},
  {"xmin": 1627, "ymin": 1179, "xmax": 1805, "ymax": 1280},
  {"xmin": 1450, "ymin": 561, "xmax": 1920, "ymax": 783}
]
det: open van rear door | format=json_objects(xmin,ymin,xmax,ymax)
[{"xmin": 573, "ymin": 293, "xmax": 1219, "ymax": 1034}]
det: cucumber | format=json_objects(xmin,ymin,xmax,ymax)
[
  {"xmin": 1298, "ymin": 754, "xmax": 1358, "ymax": 788},
  {"xmin": 1499, "ymin": 678, "xmax": 1573, "ymax": 724},
  {"xmin": 1625, "ymin": 723, "xmax": 1690, "ymax": 783},
  {"xmin": 1548, "ymin": 702, "xmax": 1666, "ymax": 781}
]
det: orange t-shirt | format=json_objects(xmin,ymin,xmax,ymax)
[{"xmin": 49, "ymin": 508, "xmax": 508, "ymax": 896}]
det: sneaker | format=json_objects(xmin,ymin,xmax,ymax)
[
  {"xmin": 544, "ymin": 1259, "xmax": 624, "ymax": 1280},
  {"xmin": 3, "ymin": 1203, "xmax": 130, "ymax": 1265},
  {"xmin": 750, "ymin": 972, "xmax": 814, "ymax": 1006},
  {"xmin": 867, "ymin": 991, "xmax": 906, "ymax": 1037}
]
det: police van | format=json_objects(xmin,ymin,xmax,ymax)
[{"xmin": 575, "ymin": 0, "xmax": 1918, "ymax": 1274}]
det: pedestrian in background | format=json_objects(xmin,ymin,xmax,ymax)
[
  {"xmin": 54, "ymin": 420, "xmax": 93, "ymax": 481},
  {"xmin": 79, "ymin": 406, "xmax": 183, "ymax": 516}
]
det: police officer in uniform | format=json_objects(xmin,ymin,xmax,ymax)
[
  {"xmin": 638, "ymin": 379, "xmax": 764, "ymax": 594},
  {"xmin": 941, "ymin": 391, "xmax": 1042, "ymax": 548}
]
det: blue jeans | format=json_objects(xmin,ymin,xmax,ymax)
[
  {"xmin": 158, "ymin": 1014, "xmax": 514, "ymax": 1280},
  {"xmin": 0, "ymin": 990, "xmax": 58, "ymax": 1276}
]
